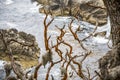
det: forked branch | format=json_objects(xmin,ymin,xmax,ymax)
[{"xmin": 43, "ymin": 9, "xmax": 54, "ymax": 50}]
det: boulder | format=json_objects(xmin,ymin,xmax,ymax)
[
  {"xmin": 0, "ymin": 28, "xmax": 40, "ymax": 69},
  {"xmin": 79, "ymin": 2, "xmax": 107, "ymax": 26},
  {"xmin": 34, "ymin": 0, "xmax": 107, "ymax": 26},
  {"xmin": 99, "ymin": 43, "xmax": 120, "ymax": 80}
]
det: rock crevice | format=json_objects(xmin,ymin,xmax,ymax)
[
  {"xmin": 33, "ymin": 0, "xmax": 107, "ymax": 26},
  {"xmin": 0, "ymin": 28, "xmax": 40, "ymax": 68}
]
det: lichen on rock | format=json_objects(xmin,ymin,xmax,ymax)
[
  {"xmin": 99, "ymin": 43, "xmax": 120, "ymax": 80},
  {"xmin": 34, "ymin": 0, "xmax": 107, "ymax": 26},
  {"xmin": 0, "ymin": 28, "xmax": 40, "ymax": 69}
]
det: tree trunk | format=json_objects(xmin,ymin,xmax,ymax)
[
  {"xmin": 99, "ymin": 0, "xmax": 120, "ymax": 80},
  {"xmin": 103, "ymin": 0, "xmax": 120, "ymax": 46}
]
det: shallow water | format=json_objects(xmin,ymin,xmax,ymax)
[{"xmin": 0, "ymin": 0, "xmax": 111, "ymax": 80}]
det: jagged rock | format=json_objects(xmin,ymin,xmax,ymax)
[
  {"xmin": 5, "ymin": 76, "xmax": 17, "ymax": 80},
  {"xmin": 33, "ymin": 0, "xmax": 107, "ymax": 26},
  {"xmin": 79, "ymin": 2, "xmax": 107, "ymax": 26},
  {"xmin": 99, "ymin": 43, "xmax": 120, "ymax": 80},
  {"xmin": 0, "ymin": 28, "xmax": 40, "ymax": 69},
  {"xmin": 94, "ymin": 31, "xmax": 107, "ymax": 37}
]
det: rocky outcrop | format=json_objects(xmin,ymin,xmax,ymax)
[
  {"xmin": 0, "ymin": 28, "xmax": 40, "ymax": 69},
  {"xmin": 32, "ymin": 0, "xmax": 107, "ymax": 26},
  {"xmin": 79, "ymin": 2, "xmax": 107, "ymax": 26},
  {"xmin": 99, "ymin": 43, "xmax": 120, "ymax": 80}
]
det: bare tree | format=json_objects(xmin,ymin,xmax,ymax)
[{"xmin": 0, "ymin": 4, "xmax": 101, "ymax": 80}]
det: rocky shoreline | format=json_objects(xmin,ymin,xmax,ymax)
[
  {"xmin": 33, "ymin": 0, "xmax": 107, "ymax": 26},
  {"xmin": 0, "ymin": 28, "xmax": 40, "ymax": 69}
]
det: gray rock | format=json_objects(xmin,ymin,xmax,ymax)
[
  {"xmin": 0, "ymin": 28, "xmax": 40, "ymax": 68},
  {"xmin": 35, "ymin": 0, "xmax": 107, "ymax": 26}
]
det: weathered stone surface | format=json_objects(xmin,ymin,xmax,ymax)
[
  {"xmin": 33, "ymin": 0, "xmax": 107, "ymax": 26},
  {"xmin": 79, "ymin": 3, "xmax": 107, "ymax": 26},
  {"xmin": 99, "ymin": 43, "xmax": 120, "ymax": 80},
  {"xmin": 0, "ymin": 28, "xmax": 40, "ymax": 69}
]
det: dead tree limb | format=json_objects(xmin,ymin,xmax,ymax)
[
  {"xmin": 68, "ymin": 19, "xmax": 88, "ymax": 51},
  {"xmin": 43, "ymin": 9, "xmax": 54, "ymax": 50},
  {"xmin": 81, "ymin": 20, "xmax": 98, "ymax": 41}
]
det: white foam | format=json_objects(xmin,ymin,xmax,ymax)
[
  {"xmin": 0, "ymin": 21, "xmax": 19, "ymax": 30},
  {"xmin": 93, "ymin": 36, "xmax": 108, "ymax": 44},
  {"xmin": 84, "ymin": 33, "xmax": 89, "ymax": 36},
  {"xmin": 71, "ymin": 23, "xmax": 80, "ymax": 29},
  {"xmin": 5, "ymin": 0, "xmax": 13, "ymax": 5},
  {"xmin": 29, "ymin": 3, "xmax": 42, "ymax": 13},
  {"xmin": 0, "ymin": 61, "xmax": 5, "ymax": 69},
  {"xmin": 6, "ymin": 22, "xmax": 18, "ymax": 27},
  {"xmin": 96, "ymin": 17, "xmax": 111, "ymax": 38},
  {"xmin": 55, "ymin": 16, "xmax": 70, "ymax": 21},
  {"xmin": 0, "ymin": 61, "xmax": 5, "ymax": 65}
]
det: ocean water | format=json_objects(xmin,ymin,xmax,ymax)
[{"xmin": 0, "ymin": 0, "xmax": 111, "ymax": 79}]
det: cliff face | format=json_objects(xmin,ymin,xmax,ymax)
[
  {"xmin": 0, "ymin": 28, "xmax": 40, "ymax": 69},
  {"xmin": 33, "ymin": 0, "xmax": 107, "ymax": 26}
]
